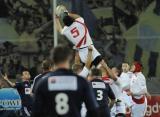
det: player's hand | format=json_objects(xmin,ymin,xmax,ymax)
[
  {"xmin": 100, "ymin": 60, "xmax": 107, "ymax": 67},
  {"xmin": 56, "ymin": 5, "xmax": 68, "ymax": 18},
  {"xmin": 127, "ymin": 91, "xmax": 132, "ymax": 96},
  {"xmin": 3, "ymin": 74, "xmax": 8, "ymax": 81},
  {"xmin": 88, "ymin": 46, "xmax": 93, "ymax": 51}
]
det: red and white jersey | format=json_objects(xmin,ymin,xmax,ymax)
[
  {"xmin": 61, "ymin": 17, "xmax": 93, "ymax": 48},
  {"xmin": 102, "ymin": 77, "xmax": 123, "ymax": 99},
  {"xmin": 130, "ymin": 72, "xmax": 147, "ymax": 99},
  {"xmin": 102, "ymin": 76, "xmax": 133, "ymax": 107},
  {"xmin": 118, "ymin": 72, "xmax": 132, "ymax": 90}
]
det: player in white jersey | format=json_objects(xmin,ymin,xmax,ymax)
[
  {"xmin": 100, "ymin": 61, "xmax": 132, "ymax": 117},
  {"xmin": 119, "ymin": 63, "xmax": 133, "ymax": 109},
  {"xmin": 55, "ymin": 5, "xmax": 102, "ymax": 66},
  {"xmin": 128, "ymin": 62, "xmax": 150, "ymax": 117}
]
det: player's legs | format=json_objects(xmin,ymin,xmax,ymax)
[
  {"xmin": 115, "ymin": 100, "xmax": 126, "ymax": 116},
  {"xmin": 122, "ymin": 92, "xmax": 133, "ymax": 108},
  {"xmin": 91, "ymin": 55, "xmax": 103, "ymax": 66},
  {"xmin": 78, "ymin": 45, "xmax": 101, "ymax": 64},
  {"xmin": 131, "ymin": 98, "xmax": 147, "ymax": 117}
]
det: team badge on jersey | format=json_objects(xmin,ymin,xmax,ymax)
[{"xmin": 48, "ymin": 76, "xmax": 77, "ymax": 91}]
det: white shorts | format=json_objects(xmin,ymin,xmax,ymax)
[
  {"xmin": 78, "ymin": 45, "xmax": 101, "ymax": 63},
  {"xmin": 131, "ymin": 97, "xmax": 147, "ymax": 117},
  {"xmin": 122, "ymin": 91, "xmax": 133, "ymax": 108},
  {"xmin": 111, "ymin": 100, "xmax": 126, "ymax": 117}
]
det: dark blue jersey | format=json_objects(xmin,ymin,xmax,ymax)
[
  {"xmin": 31, "ymin": 68, "xmax": 99, "ymax": 117},
  {"xmin": 15, "ymin": 81, "xmax": 32, "ymax": 107},
  {"xmin": 32, "ymin": 72, "xmax": 49, "ymax": 94},
  {"xmin": 91, "ymin": 79, "xmax": 115, "ymax": 108}
]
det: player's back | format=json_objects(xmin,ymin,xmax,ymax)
[
  {"xmin": 62, "ymin": 17, "xmax": 93, "ymax": 48},
  {"xmin": 91, "ymin": 79, "xmax": 110, "ymax": 107},
  {"xmin": 91, "ymin": 78, "xmax": 114, "ymax": 117},
  {"xmin": 32, "ymin": 68, "xmax": 99, "ymax": 117}
]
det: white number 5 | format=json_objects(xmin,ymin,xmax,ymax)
[
  {"xmin": 97, "ymin": 90, "xmax": 103, "ymax": 101},
  {"xmin": 55, "ymin": 93, "xmax": 69, "ymax": 115}
]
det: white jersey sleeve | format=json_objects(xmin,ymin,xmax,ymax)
[
  {"xmin": 117, "ymin": 72, "xmax": 132, "ymax": 90},
  {"xmin": 109, "ymin": 79, "xmax": 123, "ymax": 99},
  {"xmin": 75, "ymin": 17, "xmax": 84, "ymax": 23},
  {"xmin": 79, "ymin": 66, "xmax": 89, "ymax": 78},
  {"xmin": 61, "ymin": 26, "xmax": 68, "ymax": 35}
]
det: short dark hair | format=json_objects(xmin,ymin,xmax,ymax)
[
  {"xmin": 90, "ymin": 68, "xmax": 102, "ymax": 77},
  {"xmin": 21, "ymin": 68, "xmax": 29, "ymax": 74},
  {"xmin": 42, "ymin": 59, "xmax": 53, "ymax": 71},
  {"xmin": 63, "ymin": 15, "xmax": 74, "ymax": 26},
  {"xmin": 52, "ymin": 45, "xmax": 72, "ymax": 65}
]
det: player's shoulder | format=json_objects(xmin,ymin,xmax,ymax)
[
  {"xmin": 61, "ymin": 26, "xmax": 68, "ymax": 34},
  {"xmin": 34, "ymin": 72, "xmax": 53, "ymax": 86},
  {"xmin": 138, "ymin": 72, "xmax": 146, "ymax": 80},
  {"xmin": 75, "ymin": 17, "xmax": 84, "ymax": 23},
  {"xmin": 91, "ymin": 79, "xmax": 106, "ymax": 88}
]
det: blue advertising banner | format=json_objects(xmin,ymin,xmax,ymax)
[{"xmin": 0, "ymin": 88, "xmax": 22, "ymax": 110}]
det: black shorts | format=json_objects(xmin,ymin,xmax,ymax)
[
  {"xmin": 116, "ymin": 113, "xmax": 126, "ymax": 117},
  {"xmin": 98, "ymin": 107, "xmax": 111, "ymax": 117},
  {"xmin": 92, "ymin": 55, "xmax": 103, "ymax": 67}
]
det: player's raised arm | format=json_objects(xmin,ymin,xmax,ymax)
[
  {"xmin": 100, "ymin": 60, "xmax": 118, "ymax": 81},
  {"xmin": 68, "ymin": 12, "xmax": 81, "ymax": 19},
  {"xmin": 55, "ymin": 16, "xmax": 63, "ymax": 33},
  {"xmin": 78, "ymin": 46, "xmax": 93, "ymax": 78},
  {"xmin": 2, "ymin": 73, "xmax": 16, "ymax": 87},
  {"xmin": 85, "ymin": 46, "xmax": 93, "ymax": 69},
  {"xmin": 74, "ymin": 50, "xmax": 81, "ymax": 64}
]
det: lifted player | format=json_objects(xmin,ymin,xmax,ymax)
[{"xmin": 55, "ymin": 5, "xmax": 102, "ymax": 66}]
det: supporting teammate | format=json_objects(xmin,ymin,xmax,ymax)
[
  {"xmin": 88, "ymin": 68, "xmax": 115, "ymax": 117},
  {"xmin": 100, "ymin": 60, "xmax": 131, "ymax": 117},
  {"xmin": 31, "ymin": 45, "xmax": 100, "ymax": 117},
  {"xmin": 31, "ymin": 59, "xmax": 53, "ymax": 94},
  {"xmin": 72, "ymin": 46, "xmax": 93, "ymax": 78}
]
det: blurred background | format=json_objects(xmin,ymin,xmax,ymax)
[{"xmin": 0, "ymin": 0, "xmax": 160, "ymax": 94}]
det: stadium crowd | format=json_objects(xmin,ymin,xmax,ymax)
[{"xmin": 0, "ymin": 0, "xmax": 53, "ymax": 55}]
